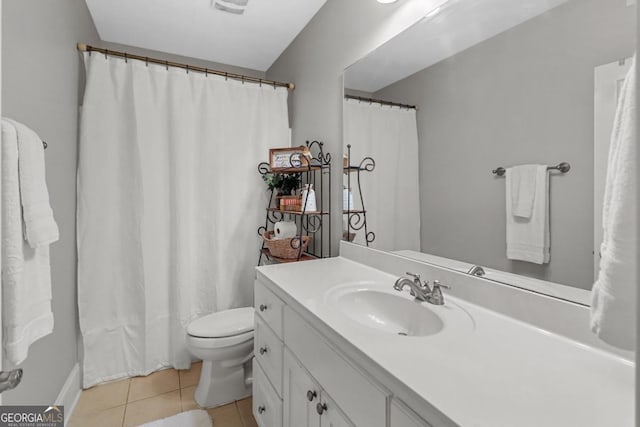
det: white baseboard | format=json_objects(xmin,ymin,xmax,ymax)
[{"xmin": 55, "ymin": 363, "xmax": 82, "ymax": 426}]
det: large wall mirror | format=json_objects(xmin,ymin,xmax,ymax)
[{"xmin": 342, "ymin": 0, "xmax": 636, "ymax": 302}]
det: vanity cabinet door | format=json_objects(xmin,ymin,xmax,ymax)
[
  {"xmin": 318, "ymin": 394, "xmax": 354, "ymax": 427},
  {"xmin": 283, "ymin": 349, "xmax": 321, "ymax": 427}
]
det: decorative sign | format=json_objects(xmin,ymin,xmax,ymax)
[{"xmin": 269, "ymin": 146, "xmax": 311, "ymax": 171}]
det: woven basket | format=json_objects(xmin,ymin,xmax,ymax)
[{"xmin": 263, "ymin": 230, "xmax": 312, "ymax": 259}]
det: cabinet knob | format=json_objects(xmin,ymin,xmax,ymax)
[
  {"xmin": 258, "ymin": 405, "xmax": 266, "ymax": 414},
  {"xmin": 316, "ymin": 402, "xmax": 327, "ymax": 415},
  {"xmin": 306, "ymin": 390, "xmax": 317, "ymax": 401},
  {"xmin": 259, "ymin": 304, "xmax": 268, "ymax": 312},
  {"xmin": 259, "ymin": 347, "xmax": 268, "ymax": 355}
]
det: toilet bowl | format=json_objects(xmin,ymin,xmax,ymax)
[{"xmin": 186, "ymin": 307, "xmax": 254, "ymax": 408}]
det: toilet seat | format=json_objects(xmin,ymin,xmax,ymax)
[
  {"xmin": 187, "ymin": 330, "xmax": 254, "ymax": 349},
  {"xmin": 187, "ymin": 307, "xmax": 254, "ymax": 338}
]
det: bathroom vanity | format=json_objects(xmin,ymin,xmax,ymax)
[{"xmin": 252, "ymin": 243, "xmax": 634, "ymax": 427}]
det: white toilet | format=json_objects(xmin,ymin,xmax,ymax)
[{"xmin": 186, "ymin": 307, "xmax": 255, "ymax": 408}]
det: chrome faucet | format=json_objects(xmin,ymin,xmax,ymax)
[
  {"xmin": 467, "ymin": 265, "xmax": 486, "ymax": 277},
  {"xmin": 394, "ymin": 272, "xmax": 431, "ymax": 302},
  {"xmin": 393, "ymin": 272, "xmax": 450, "ymax": 305}
]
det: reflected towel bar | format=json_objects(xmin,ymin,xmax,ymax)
[{"xmin": 492, "ymin": 162, "xmax": 570, "ymax": 177}]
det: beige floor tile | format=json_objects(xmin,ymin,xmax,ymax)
[
  {"xmin": 207, "ymin": 402, "xmax": 243, "ymax": 427},
  {"xmin": 74, "ymin": 379, "xmax": 130, "ymax": 416},
  {"xmin": 68, "ymin": 405, "xmax": 125, "ymax": 427},
  {"xmin": 237, "ymin": 397, "xmax": 258, "ymax": 427},
  {"xmin": 180, "ymin": 385, "xmax": 200, "ymax": 411},
  {"xmin": 123, "ymin": 390, "xmax": 182, "ymax": 427},
  {"xmin": 179, "ymin": 361, "xmax": 202, "ymax": 388},
  {"xmin": 128, "ymin": 369, "xmax": 180, "ymax": 402}
]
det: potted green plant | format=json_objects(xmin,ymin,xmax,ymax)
[{"xmin": 262, "ymin": 173, "xmax": 301, "ymax": 196}]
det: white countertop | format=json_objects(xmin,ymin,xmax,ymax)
[{"xmin": 256, "ymin": 257, "xmax": 634, "ymax": 427}]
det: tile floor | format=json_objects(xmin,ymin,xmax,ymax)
[{"xmin": 69, "ymin": 362, "xmax": 257, "ymax": 427}]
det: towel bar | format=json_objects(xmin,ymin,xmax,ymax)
[{"xmin": 492, "ymin": 162, "xmax": 570, "ymax": 177}]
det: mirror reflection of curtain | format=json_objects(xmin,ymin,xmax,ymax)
[
  {"xmin": 344, "ymin": 99, "xmax": 420, "ymax": 251},
  {"xmin": 77, "ymin": 53, "xmax": 289, "ymax": 387}
]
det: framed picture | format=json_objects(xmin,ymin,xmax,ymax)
[{"xmin": 269, "ymin": 146, "xmax": 311, "ymax": 171}]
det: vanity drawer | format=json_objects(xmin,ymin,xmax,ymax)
[
  {"xmin": 255, "ymin": 280, "xmax": 285, "ymax": 338},
  {"xmin": 253, "ymin": 359, "xmax": 283, "ymax": 427},
  {"xmin": 255, "ymin": 316, "xmax": 283, "ymax": 397},
  {"xmin": 284, "ymin": 307, "xmax": 387, "ymax": 427}
]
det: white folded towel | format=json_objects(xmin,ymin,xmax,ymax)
[
  {"xmin": 591, "ymin": 57, "xmax": 636, "ymax": 351},
  {"xmin": 509, "ymin": 164, "xmax": 539, "ymax": 218},
  {"xmin": 1, "ymin": 119, "xmax": 55, "ymax": 366},
  {"xmin": 505, "ymin": 164, "xmax": 549, "ymax": 264},
  {"xmin": 4, "ymin": 118, "xmax": 59, "ymax": 248}
]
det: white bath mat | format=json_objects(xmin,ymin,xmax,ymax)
[{"xmin": 137, "ymin": 410, "xmax": 212, "ymax": 427}]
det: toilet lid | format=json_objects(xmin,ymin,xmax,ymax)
[{"xmin": 187, "ymin": 307, "xmax": 254, "ymax": 338}]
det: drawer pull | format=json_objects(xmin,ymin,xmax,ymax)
[
  {"xmin": 306, "ymin": 390, "xmax": 317, "ymax": 401},
  {"xmin": 259, "ymin": 347, "xmax": 268, "ymax": 355},
  {"xmin": 259, "ymin": 304, "xmax": 268, "ymax": 312},
  {"xmin": 316, "ymin": 402, "xmax": 327, "ymax": 415},
  {"xmin": 258, "ymin": 405, "xmax": 266, "ymax": 414}
]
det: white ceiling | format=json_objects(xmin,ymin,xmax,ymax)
[
  {"xmin": 85, "ymin": 0, "xmax": 327, "ymax": 72},
  {"xmin": 345, "ymin": 0, "xmax": 569, "ymax": 93}
]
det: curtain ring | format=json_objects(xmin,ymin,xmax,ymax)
[
  {"xmin": 205, "ymin": 68, "xmax": 208, "ymax": 78},
  {"xmin": 225, "ymin": 72, "xmax": 228, "ymax": 81},
  {"xmin": 104, "ymin": 49, "xmax": 108, "ymax": 60},
  {"xmin": 259, "ymin": 79, "xmax": 262, "ymax": 87},
  {"xmin": 186, "ymin": 65, "xmax": 189, "ymax": 74},
  {"xmin": 273, "ymin": 81, "xmax": 276, "ymax": 90},
  {"xmin": 145, "ymin": 57, "xmax": 149, "ymax": 67},
  {"xmin": 124, "ymin": 52, "xmax": 128, "ymax": 63},
  {"xmin": 165, "ymin": 60, "xmax": 169, "ymax": 71},
  {"xmin": 241, "ymin": 76, "xmax": 245, "ymax": 84}
]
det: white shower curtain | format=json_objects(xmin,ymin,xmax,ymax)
[
  {"xmin": 77, "ymin": 53, "xmax": 289, "ymax": 387},
  {"xmin": 344, "ymin": 99, "xmax": 420, "ymax": 251}
]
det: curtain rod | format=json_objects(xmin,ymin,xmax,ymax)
[
  {"xmin": 344, "ymin": 94, "xmax": 417, "ymax": 110},
  {"xmin": 76, "ymin": 43, "xmax": 295, "ymax": 91}
]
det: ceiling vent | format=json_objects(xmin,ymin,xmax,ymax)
[{"xmin": 213, "ymin": 0, "xmax": 249, "ymax": 15}]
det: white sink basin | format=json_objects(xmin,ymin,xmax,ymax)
[{"xmin": 326, "ymin": 284, "xmax": 446, "ymax": 337}]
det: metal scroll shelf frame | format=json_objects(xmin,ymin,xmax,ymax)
[
  {"xmin": 344, "ymin": 144, "xmax": 376, "ymax": 247},
  {"xmin": 257, "ymin": 140, "xmax": 332, "ymax": 264}
]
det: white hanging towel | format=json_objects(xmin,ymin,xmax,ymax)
[
  {"xmin": 1, "ymin": 119, "xmax": 56, "ymax": 366},
  {"xmin": 591, "ymin": 57, "xmax": 636, "ymax": 351},
  {"xmin": 509, "ymin": 164, "xmax": 539, "ymax": 218},
  {"xmin": 4, "ymin": 118, "xmax": 59, "ymax": 248},
  {"xmin": 505, "ymin": 165, "xmax": 549, "ymax": 264}
]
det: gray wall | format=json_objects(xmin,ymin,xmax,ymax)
[
  {"xmin": 267, "ymin": 0, "xmax": 423, "ymax": 253},
  {"xmin": 374, "ymin": 0, "xmax": 635, "ymax": 289},
  {"xmin": 2, "ymin": 0, "xmax": 100, "ymax": 404},
  {"xmin": 636, "ymin": 0, "xmax": 639, "ymax": 415}
]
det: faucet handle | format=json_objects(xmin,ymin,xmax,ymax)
[{"xmin": 432, "ymin": 280, "xmax": 450, "ymax": 290}]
